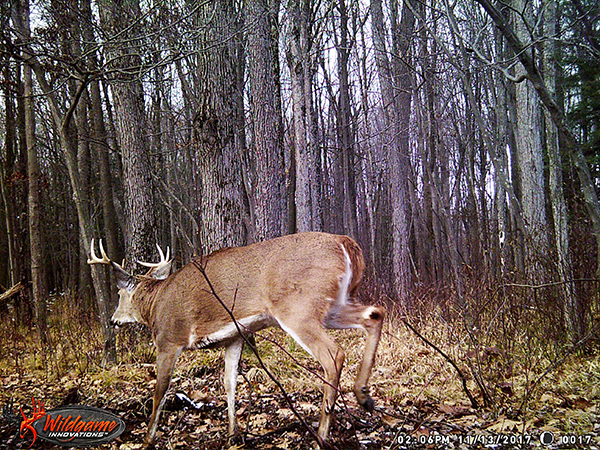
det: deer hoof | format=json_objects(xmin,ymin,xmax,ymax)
[
  {"xmin": 361, "ymin": 395, "xmax": 375, "ymax": 412},
  {"xmin": 354, "ymin": 386, "xmax": 375, "ymax": 412},
  {"xmin": 228, "ymin": 432, "xmax": 245, "ymax": 446}
]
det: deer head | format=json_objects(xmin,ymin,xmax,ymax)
[{"xmin": 88, "ymin": 239, "xmax": 172, "ymax": 326}]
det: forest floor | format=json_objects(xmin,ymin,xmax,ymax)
[{"xmin": 0, "ymin": 297, "xmax": 599, "ymax": 450}]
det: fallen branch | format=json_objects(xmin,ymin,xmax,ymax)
[
  {"xmin": 402, "ymin": 319, "xmax": 480, "ymax": 409},
  {"xmin": 499, "ymin": 278, "xmax": 600, "ymax": 291},
  {"xmin": 0, "ymin": 282, "xmax": 24, "ymax": 308},
  {"xmin": 517, "ymin": 321, "xmax": 600, "ymax": 416}
]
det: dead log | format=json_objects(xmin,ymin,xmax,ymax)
[{"xmin": 0, "ymin": 281, "xmax": 24, "ymax": 308}]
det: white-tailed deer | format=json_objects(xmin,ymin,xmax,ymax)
[{"xmin": 88, "ymin": 232, "xmax": 384, "ymax": 447}]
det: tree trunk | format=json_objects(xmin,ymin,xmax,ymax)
[
  {"xmin": 194, "ymin": 0, "xmax": 248, "ymax": 253},
  {"xmin": 512, "ymin": 0, "xmax": 549, "ymax": 280},
  {"xmin": 81, "ymin": 0, "xmax": 120, "ymax": 264},
  {"xmin": 336, "ymin": 0, "xmax": 358, "ymax": 238},
  {"xmin": 493, "ymin": 26, "xmax": 510, "ymax": 278},
  {"xmin": 371, "ymin": 0, "xmax": 414, "ymax": 305},
  {"xmin": 98, "ymin": 0, "xmax": 156, "ymax": 263},
  {"xmin": 1, "ymin": 63, "xmax": 17, "ymax": 289},
  {"xmin": 13, "ymin": 0, "xmax": 48, "ymax": 345},
  {"xmin": 247, "ymin": 0, "xmax": 286, "ymax": 242},
  {"xmin": 542, "ymin": 0, "xmax": 579, "ymax": 339},
  {"xmin": 286, "ymin": 0, "xmax": 322, "ymax": 232},
  {"xmin": 13, "ymin": 62, "xmax": 33, "ymax": 325}
]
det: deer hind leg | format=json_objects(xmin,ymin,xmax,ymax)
[
  {"xmin": 277, "ymin": 317, "xmax": 345, "ymax": 445},
  {"xmin": 324, "ymin": 303, "xmax": 385, "ymax": 411},
  {"xmin": 145, "ymin": 344, "xmax": 182, "ymax": 447},
  {"xmin": 224, "ymin": 337, "xmax": 243, "ymax": 439}
]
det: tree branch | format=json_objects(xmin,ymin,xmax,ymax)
[
  {"xmin": 62, "ymin": 76, "xmax": 90, "ymax": 133},
  {"xmin": 0, "ymin": 282, "xmax": 24, "ymax": 308},
  {"xmin": 473, "ymin": 0, "xmax": 600, "ymax": 264},
  {"xmin": 402, "ymin": 319, "xmax": 480, "ymax": 409},
  {"xmin": 191, "ymin": 260, "xmax": 326, "ymax": 448}
]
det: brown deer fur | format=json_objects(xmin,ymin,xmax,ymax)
[{"xmin": 89, "ymin": 232, "xmax": 384, "ymax": 447}]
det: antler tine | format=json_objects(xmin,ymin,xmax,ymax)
[
  {"xmin": 156, "ymin": 243, "xmax": 166, "ymax": 263},
  {"xmin": 155, "ymin": 243, "xmax": 171, "ymax": 263},
  {"xmin": 138, "ymin": 243, "xmax": 171, "ymax": 268},
  {"xmin": 99, "ymin": 239, "xmax": 110, "ymax": 261},
  {"xmin": 87, "ymin": 239, "xmax": 111, "ymax": 265}
]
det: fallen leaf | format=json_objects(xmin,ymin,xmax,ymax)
[
  {"xmin": 486, "ymin": 418, "xmax": 527, "ymax": 433},
  {"xmin": 298, "ymin": 402, "xmax": 319, "ymax": 413},
  {"xmin": 119, "ymin": 444, "xmax": 145, "ymax": 450},
  {"xmin": 381, "ymin": 412, "xmax": 401, "ymax": 427},
  {"xmin": 452, "ymin": 414, "xmax": 480, "ymax": 427},
  {"xmin": 573, "ymin": 396, "xmax": 593, "ymax": 409},
  {"xmin": 499, "ymin": 382, "xmax": 514, "ymax": 396},
  {"xmin": 277, "ymin": 408, "xmax": 294, "ymax": 420},
  {"xmin": 540, "ymin": 392, "xmax": 561, "ymax": 405},
  {"xmin": 438, "ymin": 403, "xmax": 472, "ymax": 417},
  {"xmin": 249, "ymin": 412, "xmax": 270, "ymax": 431}
]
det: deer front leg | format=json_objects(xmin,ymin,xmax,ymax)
[
  {"xmin": 224, "ymin": 337, "xmax": 243, "ymax": 440},
  {"xmin": 144, "ymin": 345, "xmax": 181, "ymax": 447}
]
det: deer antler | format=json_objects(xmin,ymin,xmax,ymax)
[
  {"xmin": 137, "ymin": 244, "xmax": 171, "ymax": 268},
  {"xmin": 88, "ymin": 239, "xmax": 111, "ymax": 265},
  {"xmin": 88, "ymin": 239, "xmax": 127, "ymax": 271}
]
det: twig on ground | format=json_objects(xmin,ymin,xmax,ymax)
[
  {"xmin": 517, "ymin": 322, "xmax": 599, "ymax": 416},
  {"xmin": 401, "ymin": 319, "xmax": 480, "ymax": 409},
  {"xmin": 191, "ymin": 259, "xmax": 327, "ymax": 449}
]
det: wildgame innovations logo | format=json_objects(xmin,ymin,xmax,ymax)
[{"xmin": 3, "ymin": 397, "xmax": 126, "ymax": 447}]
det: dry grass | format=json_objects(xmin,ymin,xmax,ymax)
[{"xmin": 1, "ymin": 292, "xmax": 599, "ymax": 449}]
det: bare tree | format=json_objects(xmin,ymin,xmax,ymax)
[
  {"xmin": 511, "ymin": 0, "xmax": 549, "ymax": 279},
  {"xmin": 371, "ymin": 0, "xmax": 415, "ymax": 304},
  {"xmin": 335, "ymin": 0, "xmax": 359, "ymax": 238},
  {"xmin": 286, "ymin": 0, "xmax": 322, "ymax": 232},
  {"xmin": 247, "ymin": 0, "xmax": 286, "ymax": 241},
  {"xmin": 193, "ymin": 1, "xmax": 248, "ymax": 252},
  {"xmin": 81, "ymin": 0, "xmax": 120, "ymax": 265},
  {"xmin": 12, "ymin": 0, "xmax": 47, "ymax": 344},
  {"xmin": 474, "ymin": 0, "xmax": 600, "ymax": 276},
  {"xmin": 98, "ymin": 0, "xmax": 157, "ymax": 263},
  {"xmin": 0, "ymin": 35, "xmax": 32, "ymax": 324},
  {"xmin": 541, "ymin": 0, "xmax": 578, "ymax": 339}
]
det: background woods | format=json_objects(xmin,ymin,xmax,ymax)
[
  {"xmin": 0, "ymin": 0, "xmax": 599, "ymax": 444},
  {"xmin": 1, "ymin": 0, "xmax": 600, "ymax": 344}
]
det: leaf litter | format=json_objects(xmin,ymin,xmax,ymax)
[{"xmin": 0, "ymin": 322, "xmax": 599, "ymax": 449}]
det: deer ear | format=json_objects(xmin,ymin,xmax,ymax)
[
  {"xmin": 146, "ymin": 261, "xmax": 172, "ymax": 280},
  {"xmin": 111, "ymin": 262, "xmax": 136, "ymax": 292}
]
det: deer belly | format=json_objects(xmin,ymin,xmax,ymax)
[{"xmin": 189, "ymin": 313, "xmax": 275, "ymax": 349}]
